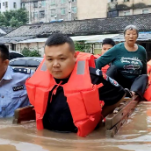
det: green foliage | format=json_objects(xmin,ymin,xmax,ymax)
[
  {"xmin": 75, "ymin": 41, "xmax": 85, "ymax": 52},
  {"xmin": 22, "ymin": 48, "xmax": 30, "ymax": 57},
  {"xmin": 29, "ymin": 50, "xmax": 41, "ymax": 57},
  {"xmin": 22, "ymin": 48, "xmax": 41, "ymax": 57},
  {"xmin": 0, "ymin": 8, "xmax": 28, "ymax": 27},
  {"xmin": 74, "ymin": 41, "xmax": 92, "ymax": 53}
]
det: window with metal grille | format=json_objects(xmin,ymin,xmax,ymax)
[
  {"xmin": 72, "ymin": 7, "xmax": 77, "ymax": 13},
  {"xmin": 142, "ymin": 9, "xmax": 149, "ymax": 14},
  {"xmin": 60, "ymin": 0, "xmax": 66, "ymax": 4},
  {"xmin": 123, "ymin": 10, "xmax": 130, "ymax": 16},
  {"xmin": 51, "ymin": 9, "xmax": 56, "ymax": 17},
  {"xmin": 5, "ymin": 2, "xmax": 8, "ymax": 8},
  {"xmin": 51, "ymin": 0, "xmax": 55, "ymax": 5},
  {"xmin": 14, "ymin": 2, "xmax": 16, "ymax": 8},
  {"xmin": 124, "ymin": 0, "xmax": 130, "ymax": 2},
  {"xmin": 22, "ymin": 3, "xmax": 25, "ymax": 8},
  {"xmin": 39, "ymin": 11, "xmax": 45, "ymax": 18},
  {"xmin": 33, "ymin": 2, "xmax": 38, "ymax": 8},
  {"xmin": 61, "ymin": 8, "xmax": 66, "ymax": 15}
]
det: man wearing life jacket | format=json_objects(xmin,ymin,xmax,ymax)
[
  {"xmin": 144, "ymin": 60, "xmax": 151, "ymax": 101},
  {"xmin": 26, "ymin": 34, "xmax": 125, "ymax": 137},
  {"xmin": 94, "ymin": 38, "xmax": 115, "ymax": 73}
]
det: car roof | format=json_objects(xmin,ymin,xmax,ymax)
[
  {"xmin": 9, "ymin": 57, "xmax": 43, "ymax": 67},
  {"xmin": 9, "ymin": 51, "xmax": 24, "ymax": 60},
  {"xmin": 9, "ymin": 50, "xmax": 23, "ymax": 55}
]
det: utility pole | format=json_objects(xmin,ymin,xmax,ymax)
[
  {"xmin": 29, "ymin": 0, "xmax": 31, "ymax": 24},
  {"xmin": 46, "ymin": 0, "xmax": 48, "ymax": 22},
  {"xmin": 46, "ymin": 0, "xmax": 50, "ymax": 22},
  {"xmin": 132, "ymin": 0, "xmax": 134, "ymax": 15},
  {"xmin": 68, "ymin": 0, "xmax": 72, "ymax": 21}
]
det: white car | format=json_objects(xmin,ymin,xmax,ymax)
[{"xmin": 9, "ymin": 57, "xmax": 43, "ymax": 70}]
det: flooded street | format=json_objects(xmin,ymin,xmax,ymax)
[{"xmin": 0, "ymin": 102, "xmax": 151, "ymax": 151}]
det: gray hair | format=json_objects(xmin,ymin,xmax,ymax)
[{"xmin": 124, "ymin": 25, "xmax": 139, "ymax": 37}]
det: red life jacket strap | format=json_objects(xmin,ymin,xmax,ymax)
[
  {"xmin": 36, "ymin": 113, "xmax": 44, "ymax": 130},
  {"xmin": 96, "ymin": 83, "xmax": 103, "ymax": 89},
  {"xmin": 50, "ymin": 81, "xmax": 63, "ymax": 103}
]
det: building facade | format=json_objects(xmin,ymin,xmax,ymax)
[
  {"xmin": 77, "ymin": 0, "xmax": 108, "ymax": 20},
  {"xmin": 108, "ymin": 0, "xmax": 151, "ymax": 17},
  {"xmin": 0, "ymin": 0, "xmax": 21, "ymax": 13},
  {"xmin": 21, "ymin": 0, "xmax": 108, "ymax": 24},
  {"xmin": 1, "ymin": 0, "xmax": 151, "ymax": 24},
  {"xmin": 21, "ymin": 0, "xmax": 77, "ymax": 24}
]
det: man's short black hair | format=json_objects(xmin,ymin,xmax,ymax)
[
  {"xmin": 45, "ymin": 33, "xmax": 75, "ymax": 52},
  {"xmin": 0, "ymin": 44, "xmax": 9, "ymax": 60},
  {"xmin": 102, "ymin": 38, "xmax": 115, "ymax": 47}
]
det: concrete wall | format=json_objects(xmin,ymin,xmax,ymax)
[
  {"xmin": 133, "ymin": 0, "xmax": 151, "ymax": 5},
  {"xmin": 118, "ymin": 0, "xmax": 151, "ymax": 16},
  {"xmin": 15, "ymin": 42, "xmax": 102, "ymax": 56},
  {"xmin": 77, "ymin": 0, "xmax": 108, "ymax": 20},
  {"xmin": 119, "ymin": 9, "xmax": 132, "ymax": 16},
  {"xmin": 118, "ymin": 0, "xmax": 151, "ymax": 5},
  {"xmin": 134, "ymin": 7, "xmax": 151, "ymax": 15},
  {"xmin": 119, "ymin": 7, "xmax": 151, "ymax": 16},
  {"xmin": 16, "ymin": 42, "xmax": 45, "ymax": 56}
]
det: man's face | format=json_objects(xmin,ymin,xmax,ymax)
[
  {"xmin": 0, "ymin": 53, "xmax": 9, "ymax": 79},
  {"xmin": 101, "ymin": 44, "xmax": 113, "ymax": 55},
  {"xmin": 45, "ymin": 43, "xmax": 76, "ymax": 79}
]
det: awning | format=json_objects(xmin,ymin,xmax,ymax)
[
  {"xmin": 85, "ymin": 34, "xmax": 119, "ymax": 43},
  {"xmin": 113, "ymin": 33, "xmax": 151, "ymax": 42},
  {"xmin": 17, "ymin": 34, "xmax": 119, "ymax": 44},
  {"xmin": 71, "ymin": 34, "xmax": 118, "ymax": 42},
  {"xmin": 17, "ymin": 38, "xmax": 47, "ymax": 43},
  {"xmin": 9, "ymin": 32, "xmax": 151, "ymax": 44}
]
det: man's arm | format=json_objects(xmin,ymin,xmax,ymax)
[
  {"xmin": 90, "ymin": 67, "xmax": 125, "ymax": 106},
  {"xmin": 95, "ymin": 46, "xmax": 117, "ymax": 69},
  {"xmin": 90, "ymin": 67, "xmax": 126, "ymax": 117}
]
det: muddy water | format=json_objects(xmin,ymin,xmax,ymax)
[{"xmin": 0, "ymin": 102, "xmax": 151, "ymax": 151}]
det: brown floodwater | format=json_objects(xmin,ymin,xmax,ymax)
[{"xmin": 0, "ymin": 102, "xmax": 151, "ymax": 151}]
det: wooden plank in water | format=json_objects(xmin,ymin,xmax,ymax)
[
  {"xmin": 105, "ymin": 96, "xmax": 139, "ymax": 137},
  {"xmin": 13, "ymin": 105, "xmax": 35, "ymax": 124},
  {"xmin": 105, "ymin": 96, "xmax": 139, "ymax": 130}
]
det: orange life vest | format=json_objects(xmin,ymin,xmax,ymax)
[
  {"xmin": 94, "ymin": 54, "xmax": 110, "ymax": 74},
  {"xmin": 76, "ymin": 51, "xmax": 96, "ymax": 68},
  {"xmin": 26, "ymin": 52, "xmax": 103, "ymax": 137},
  {"xmin": 144, "ymin": 60, "xmax": 151, "ymax": 101},
  {"xmin": 94, "ymin": 54, "xmax": 101, "ymax": 59}
]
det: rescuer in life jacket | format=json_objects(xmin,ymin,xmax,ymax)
[
  {"xmin": 26, "ymin": 33, "xmax": 126, "ymax": 137},
  {"xmin": 144, "ymin": 60, "xmax": 151, "ymax": 101},
  {"xmin": 94, "ymin": 38, "xmax": 115, "ymax": 73},
  {"xmin": 101, "ymin": 38, "xmax": 116, "ymax": 55}
]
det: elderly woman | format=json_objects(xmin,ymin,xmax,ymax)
[{"xmin": 96, "ymin": 25, "xmax": 148, "ymax": 98}]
